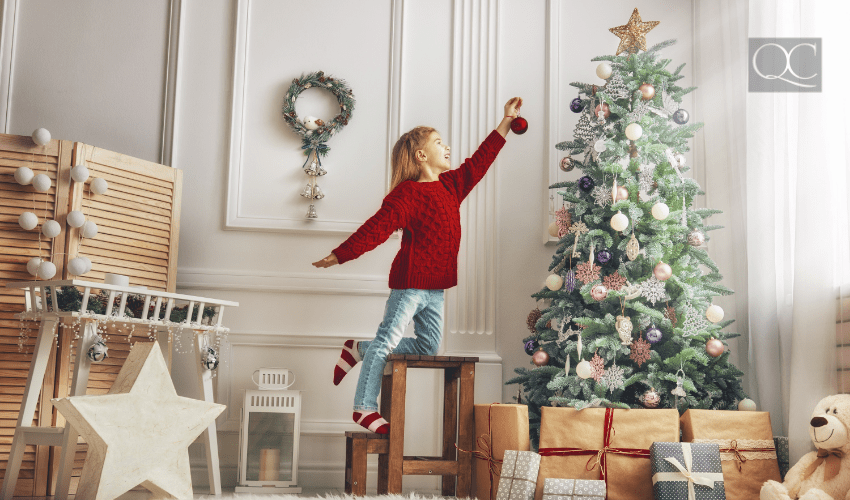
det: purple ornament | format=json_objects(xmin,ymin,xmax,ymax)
[
  {"xmin": 564, "ymin": 269, "xmax": 577, "ymax": 292},
  {"xmin": 578, "ymin": 176, "xmax": 595, "ymax": 192},
  {"xmin": 524, "ymin": 339, "xmax": 539, "ymax": 355},
  {"xmin": 570, "ymin": 97, "xmax": 584, "ymax": 113},
  {"xmin": 596, "ymin": 248, "xmax": 612, "ymax": 264},
  {"xmin": 646, "ymin": 326, "xmax": 663, "ymax": 344}
]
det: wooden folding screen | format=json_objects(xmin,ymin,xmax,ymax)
[
  {"xmin": 0, "ymin": 134, "xmax": 182, "ymax": 495},
  {"xmin": 0, "ymin": 135, "xmax": 72, "ymax": 496}
]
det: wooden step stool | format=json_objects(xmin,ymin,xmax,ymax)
[
  {"xmin": 380, "ymin": 354, "xmax": 477, "ymax": 497},
  {"xmin": 344, "ymin": 432, "xmax": 388, "ymax": 495}
]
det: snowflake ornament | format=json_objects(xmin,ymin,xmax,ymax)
[
  {"xmin": 601, "ymin": 362, "xmax": 625, "ymax": 392},
  {"xmin": 602, "ymin": 271, "xmax": 627, "ymax": 291},
  {"xmin": 591, "ymin": 185, "xmax": 613, "ymax": 207},
  {"xmin": 648, "ymin": 90, "xmax": 679, "ymax": 118},
  {"xmin": 626, "ymin": 102, "xmax": 651, "ymax": 123},
  {"xmin": 570, "ymin": 221, "xmax": 589, "ymax": 236},
  {"xmin": 590, "ymin": 352, "xmax": 606, "ymax": 381},
  {"xmin": 640, "ymin": 276, "xmax": 666, "ymax": 305},
  {"xmin": 682, "ymin": 301, "xmax": 712, "ymax": 337},
  {"xmin": 629, "ymin": 336, "xmax": 652, "ymax": 367},
  {"xmin": 638, "ymin": 163, "xmax": 656, "ymax": 193},
  {"xmin": 575, "ymin": 261, "xmax": 602, "ymax": 284}
]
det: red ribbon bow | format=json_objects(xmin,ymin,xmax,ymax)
[
  {"xmin": 456, "ymin": 402, "xmax": 503, "ymax": 500},
  {"xmin": 538, "ymin": 408, "xmax": 650, "ymax": 499},
  {"xmin": 718, "ymin": 439, "xmax": 777, "ymax": 472}
]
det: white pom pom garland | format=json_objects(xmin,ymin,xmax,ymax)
[
  {"xmin": 14, "ymin": 167, "xmax": 34, "ymax": 185},
  {"xmin": 32, "ymin": 173, "xmax": 51, "ymax": 193},
  {"xmin": 70, "ymin": 164, "xmax": 90, "ymax": 183},
  {"xmin": 67, "ymin": 210, "xmax": 86, "ymax": 228},
  {"xmin": 31, "ymin": 128, "xmax": 51, "ymax": 146},
  {"xmin": 41, "ymin": 220, "xmax": 61, "ymax": 238},
  {"xmin": 90, "ymin": 177, "xmax": 108, "ymax": 195},
  {"xmin": 19, "ymin": 212, "xmax": 38, "ymax": 230}
]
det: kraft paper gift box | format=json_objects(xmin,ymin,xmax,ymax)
[
  {"xmin": 774, "ymin": 436, "xmax": 790, "ymax": 480},
  {"xmin": 680, "ymin": 410, "xmax": 781, "ymax": 500},
  {"xmin": 496, "ymin": 450, "xmax": 542, "ymax": 500},
  {"xmin": 542, "ymin": 478, "xmax": 606, "ymax": 500},
  {"xmin": 471, "ymin": 404, "xmax": 531, "ymax": 500},
  {"xmin": 535, "ymin": 407, "xmax": 680, "ymax": 500},
  {"xmin": 650, "ymin": 442, "xmax": 726, "ymax": 500}
]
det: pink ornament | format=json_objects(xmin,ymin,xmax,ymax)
[
  {"xmin": 654, "ymin": 261, "xmax": 672, "ymax": 281},
  {"xmin": 705, "ymin": 338, "xmax": 724, "ymax": 357},
  {"xmin": 591, "ymin": 284, "xmax": 608, "ymax": 301},
  {"xmin": 532, "ymin": 349, "xmax": 550, "ymax": 367}
]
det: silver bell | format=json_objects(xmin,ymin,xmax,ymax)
[
  {"xmin": 200, "ymin": 346, "xmax": 219, "ymax": 370},
  {"xmin": 306, "ymin": 204, "xmax": 318, "ymax": 219},
  {"xmin": 304, "ymin": 161, "xmax": 319, "ymax": 176},
  {"xmin": 300, "ymin": 183, "xmax": 313, "ymax": 198},
  {"xmin": 312, "ymin": 184, "xmax": 325, "ymax": 200},
  {"xmin": 315, "ymin": 165, "xmax": 327, "ymax": 176},
  {"xmin": 87, "ymin": 341, "xmax": 108, "ymax": 362}
]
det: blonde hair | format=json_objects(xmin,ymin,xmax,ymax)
[{"xmin": 389, "ymin": 126, "xmax": 436, "ymax": 192}]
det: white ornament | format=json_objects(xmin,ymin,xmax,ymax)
[
  {"xmin": 51, "ymin": 342, "xmax": 224, "ymax": 500},
  {"xmin": 68, "ymin": 257, "xmax": 88, "ymax": 276},
  {"xmin": 14, "ymin": 167, "xmax": 34, "ymax": 185},
  {"xmin": 706, "ymin": 304, "xmax": 725, "ymax": 323},
  {"xmin": 302, "ymin": 116, "xmax": 322, "ymax": 130},
  {"xmin": 31, "ymin": 128, "xmax": 51, "ymax": 146},
  {"xmin": 546, "ymin": 274, "xmax": 564, "ymax": 291},
  {"xmin": 32, "ymin": 173, "xmax": 51, "ymax": 193},
  {"xmin": 576, "ymin": 360, "xmax": 593, "ymax": 379},
  {"xmin": 26, "ymin": 257, "xmax": 42, "ymax": 276},
  {"xmin": 625, "ymin": 123, "xmax": 643, "ymax": 141},
  {"xmin": 651, "ymin": 202, "xmax": 669, "ymax": 220},
  {"xmin": 41, "ymin": 220, "xmax": 61, "ymax": 238},
  {"xmin": 19, "ymin": 212, "xmax": 39, "ymax": 230},
  {"xmin": 80, "ymin": 255, "xmax": 92, "ymax": 274},
  {"xmin": 37, "ymin": 261, "xmax": 56, "ymax": 280},
  {"xmin": 596, "ymin": 62, "xmax": 613, "ymax": 80},
  {"xmin": 593, "ymin": 139, "xmax": 607, "ymax": 153},
  {"xmin": 610, "ymin": 211, "xmax": 629, "ymax": 232},
  {"xmin": 674, "ymin": 153, "xmax": 686, "ymax": 167},
  {"xmin": 90, "ymin": 177, "xmax": 108, "ymax": 195},
  {"xmin": 738, "ymin": 398, "xmax": 757, "ymax": 411},
  {"xmin": 70, "ymin": 164, "xmax": 90, "ymax": 183},
  {"xmin": 80, "ymin": 220, "xmax": 98, "ymax": 238},
  {"xmin": 67, "ymin": 210, "xmax": 86, "ymax": 228},
  {"xmin": 548, "ymin": 221, "xmax": 560, "ymax": 238}
]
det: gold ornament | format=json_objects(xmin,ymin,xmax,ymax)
[
  {"xmin": 616, "ymin": 315, "xmax": 633, "ymax": 345},
  {"xmin": 626, "ymin": 232, "xmax": 640, "ymax": 260},
  {"xmin": 609, "ymin": 8, "xmax": 660, "ymax": 56}
]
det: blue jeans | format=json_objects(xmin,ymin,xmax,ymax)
[{"xmin": 354, "ymin": 288, "xmax": 444, "ymax": 411}]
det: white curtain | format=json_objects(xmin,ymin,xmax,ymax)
[{"xmin": 697, "ymin": 0, "xmax": 850, "ymax": 463}]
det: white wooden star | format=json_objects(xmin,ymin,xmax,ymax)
[{"xmin": 52, "ymin": 341, "xmax": 225, "ymax": 500}]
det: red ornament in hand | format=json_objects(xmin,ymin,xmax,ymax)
[{"xmin": 511, "ymin": 116, "xmax": 528, "ymax": 135}]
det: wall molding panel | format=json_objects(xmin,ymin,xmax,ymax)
[
  {"xmin": 224, "ymin": 0, "xmax": 404, "ymax": 235},
  {"xmin": 0, "ymin": 0, "xmax": 17, "ymax": 133},
  {"xmin": 177, "ymin": 266, "xmax": 391, "ymax": 296},
  {"xmin": 444, "ymin": 0, "xmax": 500, "ymax": 364}
]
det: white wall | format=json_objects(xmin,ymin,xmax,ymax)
[{"xmin": 1, "ymin": 0, "xmax": 698, "ymax": 492}]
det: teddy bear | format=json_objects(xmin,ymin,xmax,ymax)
[{"xmin": 761, "ymin": 394, "xmax": 850, "ymax": 500}]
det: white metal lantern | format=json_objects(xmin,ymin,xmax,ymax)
[{"xmin": 236, "ymin": 368, "xmax": 302, "ymax": 493}]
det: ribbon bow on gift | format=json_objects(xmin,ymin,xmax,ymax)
[
  {"xmin": 456, "ymin": 403, "xmax": 503, "ymax": 500},
  {"xmin": 651, "ymin": 443, "xmax": 723, "ymax": 500}
]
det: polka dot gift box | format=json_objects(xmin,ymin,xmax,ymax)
[
  {"xmin": 542, "ymin": 478, "xmax": 605, "ymax": 500},
  {"xmin": 496, "ymin": 450, "xmax": 542, "ymax": 500},
  {"xmin": 649, "ymin": 442, "xmax": 726, "ymax": 500}
]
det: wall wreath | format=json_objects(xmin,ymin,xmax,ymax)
[{"xmin": 282, "ymin": 70, "xmax": 355, "ymax": 219}]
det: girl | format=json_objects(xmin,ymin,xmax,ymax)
[{"xmin": 312, "ymin": 97, "xmax": 523, "ymax": 433}]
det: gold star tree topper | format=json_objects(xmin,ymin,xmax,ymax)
[{"xmin": 609, "ymin": 8, "xmax": 660, "ymax": 55}]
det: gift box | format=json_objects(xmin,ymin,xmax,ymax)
[
  {"xmin": 471, "ymin": 404, "xmax": 531, "ymax": 500},
  {"xmin": 496, "ymin": 450, "xmax": 542, "ymax": 500},
  {"xmin": 650, "ymin": 442, "xmax": 726, "ymax": 500},
  {"xmin": 542, "ymin": 478, "xmax": 606, "ymax": 500},
  {"xmin": 774, "ymin": 436, "xmax": 790, "ymax": 480},
  {"xmin": 680, "ymin": 410, "xmax": 781, "ymax": 500},
  {"xmin": 536, "ymin": 407, "xmax": 680, "ymax": 500}
]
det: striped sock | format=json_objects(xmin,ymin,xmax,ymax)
[
  {"xmin": 333, "ymin": 340, "xmax": 361, "ymax": 386},
  {"xmin": 353, "ymin": 411, "xmax": 389, "ymax": 434}
]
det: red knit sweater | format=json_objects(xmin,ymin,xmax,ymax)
[{"xmin": 332, "ymin": 130, "xmax": 506, "ymax": 289}]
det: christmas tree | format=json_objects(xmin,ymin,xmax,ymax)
[{"xmin": 507, "ymin": 11, "xmax": 746, "ymax": 444}]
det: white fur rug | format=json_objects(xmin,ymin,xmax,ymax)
[{"xmin": 195, "ymin": 494, "xmax": 453, "ymax": 500}]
